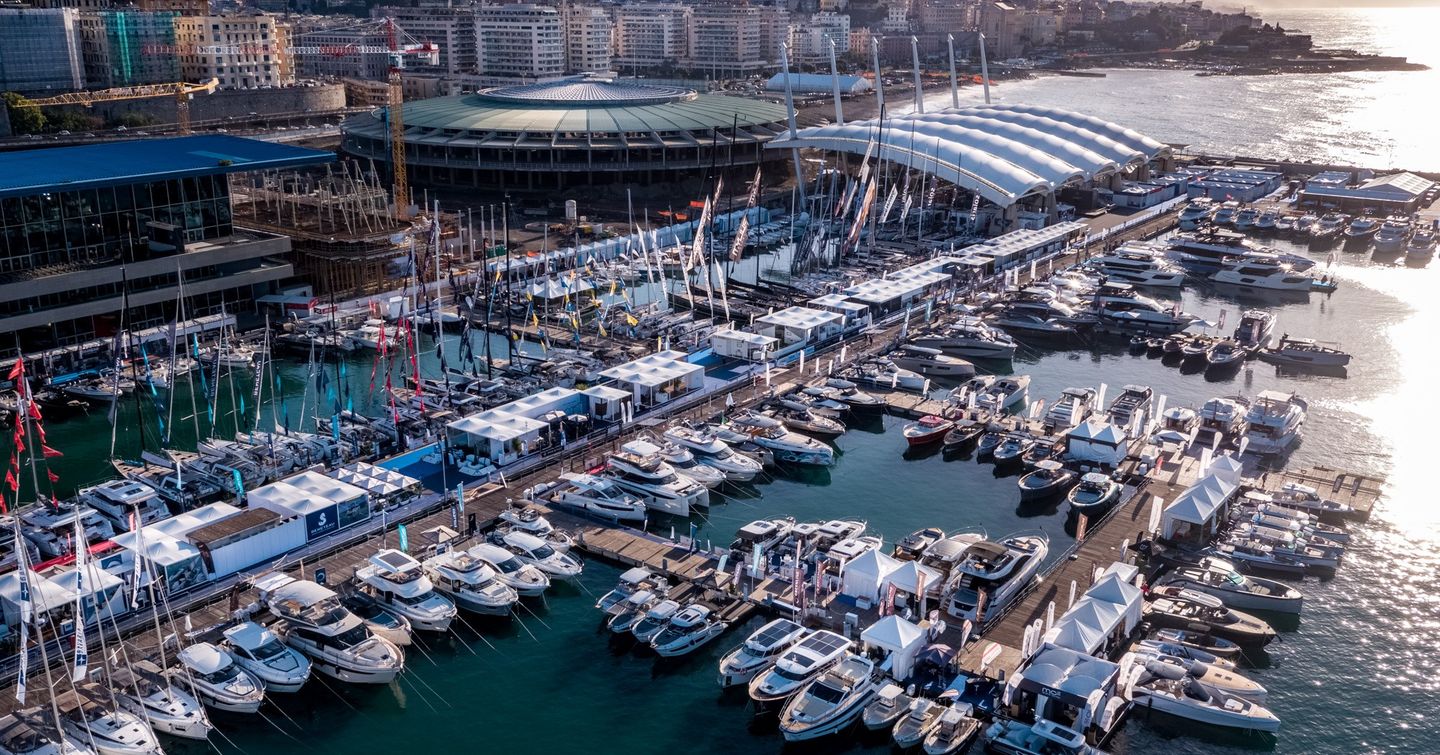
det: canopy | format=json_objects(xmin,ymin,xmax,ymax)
[
  {"xmin": 1160, "ymin": 472, "xmax": 1240, "ymax": 539},
  {"xmin": 884, "ymin": 560, "xmax": 944, "ymax": 597},
  {"xmin": 861, "ymin": 615, "xmax": 928, "ymax": 679},
  {"xmin": 1208, "ymin": 453, "xmax": 1245, "ymax": 484},
  {"xmin": 840, "ymin": 548, "xmax": 901, "ymax": 601}
]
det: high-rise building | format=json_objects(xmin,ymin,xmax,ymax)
[
  {"xmin": 792, "ymin": 12, "xmax": 849, "ymax": 64},
  {"xmin": 563, "ymin": 3, "xmax": 613, "ymax": 75},
  {"xmin": 372, "ymin": 5, "xmax": 478, "ymax": 77},
  {"xmin": 686, "ymin": 3, "xmax": 786, "ymax": 78},
  {"xmin": 613, "ymin": 3, "xmax": 688, "ymax": 72},
  {"xmin": 136, "ymin": 0, "xmax": 210, "ymax": 16},
  {"xmin": 475, "ymin": 4, "xmax": 563, "ymax": 81},
  {"xmin": 286, "ymin": 15, "xmax": 391, "ymax": 81},
  {"xmin": 175, "ymin": 13, "xmax": 294, "ymax": 89},
  {"xmin": 78, "ymin": 10, "xmax": 182, "ymax": 88},
  {"xmin": 0, "ymin": 8, "xmax": 85, "ymax": 95}
]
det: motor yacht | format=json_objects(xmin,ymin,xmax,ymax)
[
  {"xmin": 1158, "ymin": 558, "xmax": 1303, "ymax": 614},
  {"xmin": 662, "ymin": 424, "xmax": 763, "ymax": 482},
  {"xmin": 1342, "ymin": 215, "xmax": 1379, "ymax": 248},
  {"xmin": 892, "ymin": 527, "xmax": 946, "ymax": 562},
  {"xmin": 1168, "ymin": 229, "xmax": 1313, "ymax": 272},
  {"xmin": 491, "ymin": 530, "xmax": 584, "ymax": 579},
  {"xmin": 749, "ymin": 630, "xmax": 852, "ymax": 707},
  {"xmin": 631, "ymin": 599, "xmax": 682, "ymax": 643},
  {"xmin": 603, "ymin": 587, "xmax": 660, "ymax": 633},
  {"xmin": 76, "ymin": 480, "xmax": 169, "ymax": 532},
  {"xmin": 1135, "ymin": 639, "xmax": 1236, "ymax": 670},
  {"xmin": 1243, "ymin": 503, "xmax": 1351, "ymax": 544},
  {"xmin": 1257, "ymin": 336, "xmax": 1350, "ymax": 368},
  {"xmin": 778, "ymin": 654, "xmax": 880, "ymax": 741},
  {"xmin": 1144, "ymin": 590, "xmax": 1277, "ymax": 647},
  {"xmin": 1066, "ymin": 473, "xmax": 1121, "ymax": 513},
  {"xmin": 496, "ymin": 503, "xmax": 574, "ymax": 552},
  {"xmin": 977, "ymin": 376, "xmax": 1030, "ymax": 413},
  {"xmin": 220, "ymin": 621, "xmax": 312, "ymax": 693},
  {"xmin": 1262, "ymin": 484, "xmax": 1358, "ymax": 524},
  {"xmin": 1195, "ymin": 396, "xmax": 1250, "ymax": 449},
  {"xmin": 991, "ymin": 434, "xmax": 1035, "ymax": 467},
  {"xmin": 54, "ymin": 685, "xmax": 161, "ymax": 755},
  {"xmin": 1254, "ymin": 210, "xmax": 1278, "ymax": 233},
  {"xmin": 548, "ymin": 472, "xmax": 648, "ymax": 523},
  {"xmin": 818, "ymin": 379, "xmax": 888, "ymax": 414},
  {"xmin": 1309, "ymin": 212, "xmax": 1347, "ymax": 248},
  {"xmin": 768, "ymin": 405, "xmax": 846, "ymax": 440},
  {"xmin": 1123, "ymin": 656, "xmax": 1280, "ymax": 732},
  {"xmin": 1233, "ymin": 207, "xmax": 1260, "ymax": 230},
  {"xmin": 255, "ymin": 573, "xmax": 405, "ymax": 684},
  {"xmin": 983, "ymin": 717, "xmax": 1091, "ymax": 755},
  {"xmin": 890, "ymin": 344, "xmax": 977, "ymax": 379},
  {"xmin": 1177, "ymin": 198, "xmax": 1215, "ymax": 229},
  {"xmin": 1273, "ymin": 214, "xmax": 1295, "ymax": 234},
  {"xmin": 171, "ymin": 643, "xmax": 265, "ymax": 714},
  {"xmin": 1212, "ymin": 201, "xmax": 1240, "ymax": 226},
  {"xmin": 1292, "ymin": 214, "xmax": 1317, "ymax": 236},
  {"xmin": 1152, "ymin": 406, "xmax": 1199, "ymax": 446},
  {"xmin": 861, "ymin": 684, "xmax": 912, "ymax": 732},
  {"xmin": 1372, "ymin": 217, "xmax": 1411, "ymax": 254},
  {"xmin": 355, "ymin": 549, "xmax": 458, "ymax": 632},
  {"xmin": 721, "ymin": 413, "xmax": 834, "ymax": 466},
  {"xmin": 645, "ymin": 437, "xmax": 735, "ymax": 490},
  {"xmin": 988, "ymin": 311, "xmax": 1081, "ymax": 339},
  {"xmin": 110, "ymin": 660, "xmax": 210, "ymax": 741},
  {"xmin": 909, "ymin": 317, "xmax": 1018, "ymax": 360},
  {"xmin": 1241, "ymin": 391, "xmax": 1306, "ymax": 455},
  {"xmin": 1205, "ymin": 540, "xmax": 1308, "ymax": 577},
  {"xmin": 1225, "ymin": 528, "xmax": 1338, "ymax": 571},
  {"xmin": 339, "ymin": 592, "xmax": 413, "ymax": 646},
  {"xmin": 903, "ymin": 415, "xmax": 955, "ymax": 447},
  {"xmin": 1090, "ymin": 283, "xmax": 1199, "ymax": 333},
  {"xmin": 1232, "ymin": 310, "xmax": 1275, "ymax": 353},
  {"xmin": 1406, "ymin": 227, "xmax": 1437, "ymax": 259},
  {"xmin": 20, "ymin": 505, "xmax": 115, "ymax": 560},
  {"xmin": 1106, "ymin": 384, "xmax": 1154, "ymax": 434},
  {"xmin": 466, "ymin": 542, "xmax": 550, "ymax": 598},
  {"xmin": 845, "ymin": 357, "xmax": 927, "ymax": 391},
  {"xmin": 924, "ymin": 707, "xmax": 984, "ymax": 754},
  {"xmin": 890, "ymin": 698, "xmax": 943, "ymax": 748},
  {"xmin": 1211, "ymin": 256, "xmax": 1313, "ymax": 292},
  {"xmin": 1042, "ymin": 387, "xmax": 1096, "ymax": 433},
  {"xmin": 418, "ymin": 548, "xmax": 520, "ymax": 616},
  {"xmin": 1017, "ymin": 460, "xmax": 1075, "ymax": 501},
  {"xmin": 946, "ymin": 532, "xmax": 1049, "ymax": 622},
  {"xmin": 604, "ymin": 439, "xmax": 710, "ymax": 516},
  {"xmin": 649, "ymin": 604, "xmax": 728, "ymax": 657}
]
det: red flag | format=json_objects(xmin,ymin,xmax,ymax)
[
  {"xmin": 41, "ymin": 445, "xmax": 62, "ymax": 459},
  {"xmin": 4, "ymin": 469, "xmax": 16, "ymax": 492},
  {"xmin": 1076, "ymin": 513, "xmax": 1089, "ymax": 542},
  {"xmin": 46, "ymin": 470, "xmax": 58, "ymax": 484},
  {"xmin": 27, "ymin": 402, "xmax": 41, "ymax": 421},
  {"xmin": 6, "ymin": 358, "xmax": 22, "ymax": 381}
]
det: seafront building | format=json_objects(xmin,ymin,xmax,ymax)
[
  {"xmin": 0, "ymin": 7, "xmax": 85, "ymax": 94},
  {"xmin": 0, "ymin": 135, "xmax": 332, "ymax": 354}
]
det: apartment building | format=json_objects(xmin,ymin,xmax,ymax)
[
  {"xmin": 613, "ymin": 3, "xmax": 688, "ymax": 72},
  {"xmin": 475, "ymin": 4, "xmax": 564, "ymax": 81},
  {"xmin": 175, "ymin": 13, "xmax": 294, "ymax": 89},
  {"xmin": 562, "ymin": 3, "xmax": 613, "ymax": 75}
]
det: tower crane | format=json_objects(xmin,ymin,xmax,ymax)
[
  {"xmin": 27, "ymin": 78, "xmax": 219, "ymax": 135},
  {"xmin": 382, "ymin": 18, "xmax": 439, "ymax": 219}
]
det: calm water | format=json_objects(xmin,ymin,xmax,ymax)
[{"xmin": 30, "ymin": 7, "xmax": 1440, "ymax": 753}]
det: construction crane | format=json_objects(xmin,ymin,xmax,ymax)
[
  {"xmin": 27, "ymin": 78, "xmax": 220, "ymax": 135},
  {"xmin": 382, "ymin": 18, "xmax": 439, "ymax": 219}
]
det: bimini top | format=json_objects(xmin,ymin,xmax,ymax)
[{"xmin": 769, "ymin": 104, "xmax": 1169, "ymax": 207}]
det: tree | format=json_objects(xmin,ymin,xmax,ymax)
[{"xmin": 2, "ymin": 92, "xmax": 45, "ymax": 134}]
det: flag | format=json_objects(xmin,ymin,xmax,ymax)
[
  {"xmin": 14, "ymin": 531, "xmax": 30, "ymax": 624},
  {"xmin": 15, "ymin": 618, "xmax": 26, "ymax": 704},
  {"xmin": 1076, "ymin": 512, "xmax": 1089, "ymax": 542},
  {"xmin": 728, "ymin": 215, "xmax": 750, "ymax": 262},
  {"xmin": 41, "ymin": 445, "xmax": 62, "ymax": 459},
  {"xmin": 884, "ymin": 582, "xmax": 898, "ymax": 617},
  {"xmin": 880, "ymin": 184, "xmax": 900, "ymax": 225},
  {"xmin": 71, "ymin": 514, "xmax": 88, "ymax": 682},
  {"xmin": 6, "ymin": 358, "xmax": 22, "ymax": 381},
  {"xmin": 397, "ymin": 523, "xmax": 409, "ymax": 552}
]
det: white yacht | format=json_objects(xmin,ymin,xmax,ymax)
[
  {"xmin": 631, "ymin": 600, "xmax": 682, "ymax": 643},
  {"xmin": 20, "ymin": 505, "xmax": 115, "ymax": 560},
  {"xmin": 649, "ymin": 436, "xmax": 728, "ymax": 489},
  {"xmin": 1242, "ymin": 391, "xmax": 1306, "ymax": 455},
  {"xmin": 720, "ymin": 413, "xmax": 834, "ymax": 467},
  {"xmin": 749, "ymin": 630, "xmax": 852, "ymax": 707},
  {"xmin": 1123, "ymin": 655, "xmax": 1280, "ymax": 732},
  {"xmin": 1167, "ymin": 230, "xmax": 1313, "ymax": 273},
  {"xmin": 496, "ymin": 503, "xmax": 574, "ymax": 552},
  {"xmin": 1090, "ymin": 282, "xmax": 1199, "ymax": 333},
  {"xmin": 1090, "ymin": 246, "xmax": 1186, "ymax": 287},
  {"xmin": 909, "ymin": 317, "xmax": 1018, "ymax": 360},
  {"xmin": 76, "ymin": 480, "xmax": 169, "ymax": 532},
  {"xmin": 984, "ymin": 718, "xmax": 1093, "ymax": 755},
  {"xmin": 1106, "ymin": 384, "xmax": 1154, "ymax": 434},
  {"xmin": 220, "ymin": 622, "xmax": 312, "ymax": 693},
  {"xmin": 1177, "ymin": 198, "xmax": 1215, "ymax": 229},
  {"xmin": 467, "ymin": 542, "xmax": 551, "ymax": 598},
  {"xmin": 1211, "ymin": 256, "xmax": 1313, "ymax": 292},
  {"xmin": 1195, "ymin": 395, "xmax": 1250, "ymax": 449},
  {"xmin": 890, "ymin": 345, "xmax": 978, "ymax": 379},
  {"xmin": 110, "ymin": 660, "xmax": 211, "ymax": 740},
  {"xmin": 0, "ymin": 711, "xmax": 92, "ymax": 755},
  {"xmin": 845, "ymin": 357, "xmax": 927, "ymax": 391},
  {"xmin": 55, "ymin": 685, "xmax": 162, "ymax": 755},
  {"xmin": 662, "ymin": 424, "xmax": 763, "ymax": 482},
  {"xmin": 604, "ymin": 439, "xmax": 710, "ymax": 516},
  {"xmin": 491, "ymin": 530, "xmax": 584, "ymax": 579},
  {"xmin": 422, "ymin": 548, "xmax": 522, "ymax": 614},
  {"xmin": 946, "ymin": 532, "xmax": 1050, "ymax": 623},
  {"xmin": 976, "ymin": 376, "xmax": 1030, "ymax": 412},
  {"xmin": 778, "ymin": 655, "xmax": 881, "ymax": 742},
  {"xmin": 595, "ymin": 567, "xmax": 659, "ymax": 612},
  {"xmin": 255, "ymin": 573, "xmax": 405, "ymax": 684},
  {"xmin": 355, "ymin": 549, "xmax": 459, "ymax": 632},
  {"xmin": 1232, "ymin": 309, "xmax": 1275, "ymax": 352},
  {"xmin": 1372, "ymin": 217, "xmax": 1411, "ymax": 254},
  {"xmin": 649, "ymin": 604, "xmax": 728, "ymax": 657},
  {"xmin": 171, "ymin": 643, "xmax": 265, "ymax": 714},
  {"xmin": 1158, "ymin": 558, "xmax": 1303, "ymax": 614},
  {"xmin": 548, "ymin": 472, "xmax": 648, "ymax": 523},
  {"xmin": 1042, "ymin": 387, "xmax": 1096, "ymax": 432},
  {"xmin": 1212, "ymin": 201, "xmax": 1240, "ymax": 226},
  {"xmin": 717, "ymin": 619, "xmax": 808, "ymax": 688}
]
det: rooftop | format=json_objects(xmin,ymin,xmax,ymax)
[{"xmin": 0, "ymin": 135, "xmax": 335, "ymax": 198}]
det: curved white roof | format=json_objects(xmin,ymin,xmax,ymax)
[{"xmin": 770, "ymin": 105, "xmax": 1169, "ymax": 207}]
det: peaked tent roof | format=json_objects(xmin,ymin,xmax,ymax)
[{"xmin": 861, "ymin": 614, "xmax": 927, "ymax": 652}]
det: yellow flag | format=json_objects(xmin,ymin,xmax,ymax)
[{"xmin": 610, "ymin": 279, "xmax": 617, "ymax": 296}]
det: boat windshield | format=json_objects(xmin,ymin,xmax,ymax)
[
  {"xmin": 529, "ymin": 543, "xmax": 556, "ymax": 559},
  {"xmin": 493, "ymin": 556, "xmax": 523, "ymax": 574},
  {"xmin": 809, "ymin": 682, "xmax": 847, "ymax": 704},
  {"xmin": 251, "ymin": 638, "xmax": 288, "ymax": 661},
  {"xmin": 334, "ymin": 624, "xmax": 372, "ymax": 649}
]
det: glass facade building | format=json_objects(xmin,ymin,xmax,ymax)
[{"xmin": 0, "ymin": 8, "xmax": 85, "ymax": 94}]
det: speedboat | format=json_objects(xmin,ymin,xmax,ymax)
[
  {"xmin": 649, "ymin": 604, "xmax": 728, "ymax": 657},
  {"xmin": 891, "ymin": 698, "xmax": 943, "ymax": 748},
  {"xmin": 768, "ymin": 405, "xmax": 846, "ymax": 440},
  {"xmin": 1342, "ymin": 215, "xmax": 1379, "ymax": 248},
  {"xmin": 1153, "ymin": 628, "xmax": 1243, "ymax": 659},
  {"xmin": 466, "ymin": 542, "xmax": 551, "ymax": 598},
  {"xmin": 1212, "ymin": 201, "xmax": 1239, "ymax": 226},
  {"xmin": 605, "ymin": 589, "xmax": 661, "ymax": 634},
  {"xmin": 1135, "ymin": 639, "xmax": 1237, "ymax": 670},
  {"xmin": 1206, "ymin": 540, "xmax": 1308, "ymax": 577},
  {"xmin": 749, "ymin": 630, "xmax": 852, "ymax": 708},
  {"xmin": 976, "ymin": 376, "xmax": 1030, "ymax": 412},
  {"xmin": 604, "ymin": 439, "xmax": 711, "ymax": 516},
  {"xmin": 1181, "ymin": 338, "xmax": 1210, "ymax": 363},
  {"xmin": 988, "ymin": 311, "xmax": 1080, "ymax": 339},
  {"xmin": 1407, "ymin": 227, "xmax": 1437, "ymax": 259},
  {"xmin": 718, "ymin": 619, "xmax": 808, "ymax": 687},
  {"xmin": 1177, "ymin": 198, "xmax": 1215, "ymax": 229},
  {"xmin": 423, "ymin": 548, "xmax": 524, "ymax": 614},
  {"xmin": 1233, "ymin": 207, "xmax": 1260, "ymax": 230},
  {"xmin": 1144, "ymin": 590, "xmax": 1277, "ymax": 647},
  {"xmin": 890, "ymin": 345, "xmax": 977, "ymax": 379},
  {"xmin": 631, "ymin": 599, "xmax": 682, "ymax": 643},
  {"xmin": 1241, "ymin": 391, "xmax": 1307, "ymax": 455},
  {"xmin": 1211, "ymin": 256, "xmax": 1313, "ymax": 292},
  {"xmin": 946, "ymin": 532, "xmax": 1049, "ymax": 622},
  {"xmin": 941, "ymin": 420, "xmax": 987, "ymax": 452},
  {"xmin": 1123, "ymin": 656, "xmax": 1280, "ymax": 732},
  {"xmin": 1293, "ymin": 214, "xmax": 1317, "ymax": 236},
  {"xmin": 1158, "ymin": 559, "xmax": 1303, "ymax": 614},
  {"xmin": 818, "ymin": 379, "xmax": 888, "ymax": 414},
  {"xmin": 1311, "ymin": 212, "xmax": 1348, "ymax": 247},
  {"xmin": 991, "ymin": 434, "xmax": 1035, "ymax": 467},
  {"xmin": 924, "ymin": 707, "xmax": 984, "ymax": 754},
  {"xmin": 663, "ymin": 424, "xmax": 763, "ymax": 481},
  {"xmin": 1244, "ymin": 504, "xmax": 1351, "ymax": 544},
  {"xmin": 862, "ymin": 684, "xmax": 912, "ymax": 731},
  {"xmin": 220, "ymin": 622, "xmax": 312, "ymax": 693},
  {"xmin": 1225, "ymin": 528, "xmax": 1339, "ymax": 571},
  {"xmin": 903, "ymin": 415, "xmax": 955, "ymax": 447},
  {"xmin": 1017, "ymin": 460, "xmax": 1074, "ymax": 501},
  {"xmin": 983, "ymin": 717, "xmax": 1090, "ymax": 755},
  {"xmin": 1263, "ymin": 484, "xmax": 1357, "ymax": 523},
  {"xmin": 1042, "ymin": 387, "xmax": 1096, "ymax": 433},
  {"xmin": 497, "ymin": 503, "xmax": 574, "ymax": 552},
  {"xmin": 1254, "ymin": 210, "xmax": 1278, "ymax": 233},
  {"xmin": 1257, "ymin": 336, "xmax": 1350, "ymax": 368},
  {"xmin": 355, "ymin": 549, "xmax": 458, "ymax": 632},
  {"xmin": 1066, "ymin": 473, "xmax": 1121, "ymax": 513},
  {"xmin": 1372, "ymin": 217, "xmax": 1411, "ymax": 254},
  {"xmin": 778, "ymin": 654, "xmax": 880, "ymax": 741},
  {"xmin": 55, "ymin": 685, "xmax": 162, "ymax": 755},
  {"xmin": 490, "ymin": 530, "xmax": 584, "ymax": 579},
  {"xmin": 1152, "ymin": 406, "xmax": 1199, "ymax": 446},
  {"xmin": 1205, "ymin": 340, "xmax": 1247, "ymax": 370},
  {"xmin": 548, "ymin": 472, "xmax": 648, "ymax": 523},
  {"xmin": 110, "ymin": 660, "xmax": 210, "ymax": 741},
  {"xmin": 1232, "ymin": 309, "xmax": 1275, "ymax": 352},
  {"xmin": 595, "ymin": 567, "xmax": 661, "ymax": 611},
  {"xmin": 909, "ymin": 317, "xmax": 1018, "ymax": 360},
  {"xmin": 722, "ymin": 413, "xmax": 834, "ymax": 466},
  {"xmin": 255, "ymin": 573, "xmax": 405, "ymax": 684},
  {"xmin": 172, "ymin": 643, "xmax": 265, "ymax": 714}
]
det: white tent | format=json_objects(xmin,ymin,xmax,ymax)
[
  {"xmin": 1160, "ymin": 472, "xmax": 1239, "ymax": 540},
  {"xmin": 884, "ymin": 560, "xmax": 945, "ymax": 598},
  {"xmin": 1087, "ymin": 573, "xmax": 1143, "ymax": 634},
  {"xmin": 861, "ymin": 615, "xmax": 928, "ymax": 680},
  {"xmin": 1047, "ymin": 613, "xmax": 1106, "ymax": 655},
  {"xmin": 840, "ymin": 549, "xmax": 902, "ymax": 602},
  {"xmin": 1065, "ymin": 421, "xmax": 1128, "ymax": 466},
  {"xmin": 1209, "ymin": 453, "xmax": 1245, "ymax": 485}
]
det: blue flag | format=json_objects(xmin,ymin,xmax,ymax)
[{"xmin": 397, "ymin": 524, "xmax": 408, "ymax": 553}]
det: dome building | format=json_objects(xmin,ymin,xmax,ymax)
[{"xmin": 341, "ymin": 77, "xmax": 793, "ymax": 194}]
